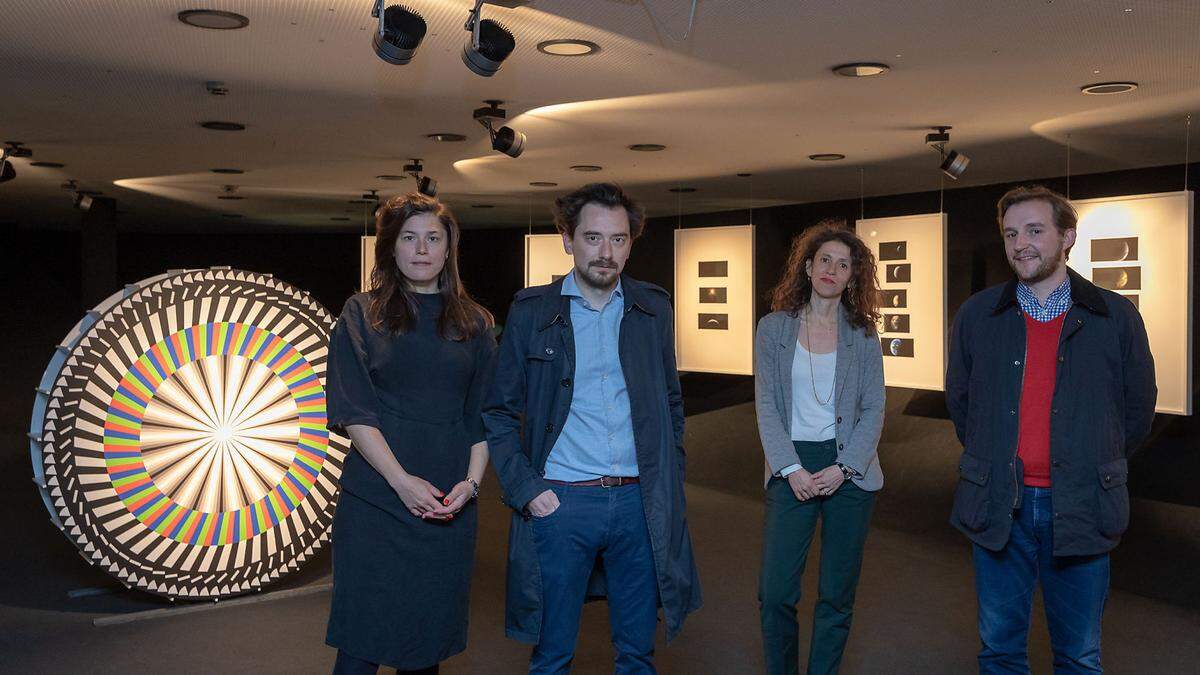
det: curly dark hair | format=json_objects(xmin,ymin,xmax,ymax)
[
  {"xmin": 769, "ymin": 220, "xmax": 881, "ymax": 331},
  {"xmin": 367, "ymin": 192, "xmax": 493, "ymax": 340},
  {"xmin": 554, "ymin": 182, "xmax": 645, "ymax": 239}
]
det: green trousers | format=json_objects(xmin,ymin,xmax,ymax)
[{"xmin": 759, "ymin": 439, "xmax": 877, "ymax": 675}]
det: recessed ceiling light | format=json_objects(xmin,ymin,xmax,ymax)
[
  {"xmin": 809, "ymin": 153, "xmax": 846, "ymax": 161},
  {"xmin": 570, "ymin": 165, "xmax": 602, "ymax": 172},
  {"xmin": 736, "ymin": 172, "xmax": 753, "ymax": 177},
  {"xmin": 668, "ymin": 187, "xmax": 696, "ymax": 193},
  {"xmin": 221, "ymin": 214, "xmax": 243, "ymax": 219},
  {"xmin": 427, "ymin": 133, "xmax": 467, "ymax": 142},
  {"xmin": 217, "ymin": 195, "xmax": 244, "ymax": 200},
  {"xmin": 200, "ymin": 121, "xmax": 246, "ymax": 131},
  {"xmin": 178, "ymin": 9, "xmax": 250, "ymax": 30},
  {"xmin": 537, "ymin": 39, "xmax": 600, "ymax": 57},
  {"xmin": 628, "ymin": 144, "xmax": 666, "ymax": 152},
  {"xmin": 330, "ymin": 217, "xmax": 351, "ymax": 221},
  {"xmin": 1081, "ymin": 81, "xmax": 1138, "ymax": 95},
  {"xmin": 832, "ymin": 62, "xmax": 890, "ymax": 77},
  {"xmin": 376, "ymin": 174, "xmax": 406, "ymax": 181},
  {"xmin": 529, "ymin": 181, "xmax": 558, "ymax": 187},
  {"xmin": 471, "ymin": 204, "xmax": 495, "ymax": 208},
  {"xmin": 30, "ymin": 161, "xmax": 65, "ymax": 168},
  {"xmin": 210, "ymin": 168, "xmax": 244, "ymax": 174}
]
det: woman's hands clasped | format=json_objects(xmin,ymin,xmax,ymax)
[
  {"xmin": 391, "ymin": 474, "xmax": 477, "ymax": 521},
  {"xmin": 787, "ymin": 465, "xmax": 846, "ymax": 501}
]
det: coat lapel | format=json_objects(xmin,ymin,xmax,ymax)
[
  {"xmin": 834, "ymin": 305, "xmax": 856, "ymax": 400},
  {"xmin": 778, "ymin": 312, "xmax": 799, "ymax": 422}
]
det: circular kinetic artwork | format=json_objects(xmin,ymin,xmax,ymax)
[{"xmin": 28, "ymin": 269, "xmax": 348, "ymax": 599}]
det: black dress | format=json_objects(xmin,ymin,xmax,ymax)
[{"xmin": 324, "ymin": 291, "xmax": 495, "ymax": 669}]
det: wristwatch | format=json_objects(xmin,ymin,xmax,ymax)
[
  {"xmin": 467, "ymin": 478, "xmax": 479, "ymax": 499},
  {"xmin": 836, "ymin": 463, "xmax": 855, "ymax": 480}
]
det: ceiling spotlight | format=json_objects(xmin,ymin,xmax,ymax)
[
  {"xmin": 940, "ymin": 150, "xmax": 970, "ymax": 180},
  {"xmin": 529, "ymin": 181, "xmax": 558, "ymax": 187},
  {"xmin": 1080, "ymin": 81, "xmax": 1138, "ymax": 95},
  {"xmin": 417, "ymin": 176, "xmax": 438, "ymax": 197},
  {"xmin": 4, "ymin": 141, "xmax": 32, "ymax": 158},
  {"xmin": 924, "ymin": 126, "xmax": 970, "ymax": 180},
  {"xmin": 537, "ymin": 39, "xmax": 600, "ymax": 56},
  {"xmin": 832, "ymin": 62, "xmax": 890, "ymax": 77},
  {"xmin": 462, "ymin": 0, "xmax": 516, "ymax": 77},
  {"xmin": 178, "ymin": 9, "xmax": 250, "ymax": 30},
  {"xmin": 570, "ymin": 165, "xmax": 602, "ymax": 172},
  {"xmin": 403, "ymin": 159, "xmax": 424, "ymax": 174},
  {"xmin": 629, "ymin": 144, "xmax": 666, "ymax": 152},
  {"xmin": 0, "ymin": 152, "xmax": 14, "ymax": 184},
  {"xmin": 74, "ymin": 193, "xmax": 94, "ymax": 211},
  {"xmin": 371, "ymin": 1, "xmax": 427, "ymax": 65},
  {"xmin": 808, "ymin": 153, "xmax": 846, "ymax": 161},
  {"xmin": 361, "ymin": 189, "xmax": 380, "ymax": 201},
  {"xmin": 200, "ymin": 121, "xmax": 245, "ymax": 131},
  {"xmin": 474, "ymin": 100, "xmax": 525, "ymax": 158},
  {"xmin": 427, "ymin": 133, "xmax": 467, "ymax": 142},
  {"xmin": 60, "ymin": 179, "xmax": 78, "ymax": 191}
]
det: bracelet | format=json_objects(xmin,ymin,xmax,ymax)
[
  {"xmin": 837, "ymin": 463, "xmax": 854, "ymax": 480},
  {"xmin": 466, "ymin": 478, "xmax": 479, "ymax": 499}
]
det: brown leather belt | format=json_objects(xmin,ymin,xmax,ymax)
[{"xmin": 545, "ymin": 476, "xmax": 640, "ymax": 488}]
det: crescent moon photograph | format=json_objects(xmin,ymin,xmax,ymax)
[
  {"xmin": 884, "ymin": 314, "xmax": 910, "ymax": 333},
  {"xmin": 880, "ymin": 289, "xmax": 907, "ymax": 308},
  {"xmin": 887, "ymin": 264, "xmax": 912, "ymax": 283},
  {"xmin": 698, "ymin": 313, "xmax": 729, "ymax": 330},
  {"xmin": 878, "ymin": 241, "xmax": 907, "ymax": 261},
  {"xmin": 1092, "ymin": 266, "xmax": 1141, "ymax": 291},
  {"xmin": 1090, "ymin": 237, "xmax": 1138, "ymax": 263},
  {"xmin": 699, "ymin": 287, "xmax": 728, "ymax": 303}
]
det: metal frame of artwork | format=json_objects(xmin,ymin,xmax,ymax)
[
  {"xmin": 1069, "ymin": 191, "xmax": 1194, "ymax": 415},
  {"xmin": 28, "ymin": 268, "xmax": 349, "ymax": 599},
  {"xmin": 855, "ymin": 213, "xmax": 948, "ymax": 391},
  {"xmin": 524, "ymin": 233, "xmax": 576, "ymax": 288},
  {"xmin": 674, "ymin": 225, "xmax": 755, "ymax": 375}
]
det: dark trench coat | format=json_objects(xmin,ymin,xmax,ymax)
[{"xmin": 483, "ymin": 274, "xmax": 702, "ymax": 644}]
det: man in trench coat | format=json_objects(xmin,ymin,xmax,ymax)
[{"xmin": 484, "ymin": 182, "xmax": 701, "ymax": 674}]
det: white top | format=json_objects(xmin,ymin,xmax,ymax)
[{"xmin": 789, "ymin": 340, "xmax": 837, "ymax": 443}]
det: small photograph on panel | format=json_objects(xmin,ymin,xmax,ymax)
[
  {"xmin": 698, "ymin": 313, "xmax": 729, "ymax": 330},
  {"xmin": 879, "ymin": 289, "xmax": 907, "ymax": 308},
  {"xmin": 883, "ymin": 314, "xmax": 910, "ymax": 333},
  {"xmin": 882, "ymin": 337, "xmax": 915, "ymax": 358},
  {"xmin": 1091, "ymin": 237, "xmax": 1138, "ymax": 262},
  {"xmin": 698, "ymin": 261, "xmax": 729, "ymax": 277},
  {"xmin": 1120, "ymin": 293, "xmax": 1139, "ymax": 311},
  {"xmin": 552, "ymin": 274, "xmax": 565, "ymax": 281},
  {"xmin": 699, "ymin": 287, "xmax": 727, "ymax": 303},
  {"xmin": 1092, "ymin": 266, "xmax": 1141, "ymax": 291},
  {"xmin": 886, "ymin": 264, "xmax": 912, "ymax": 283},
  {"xmin": 879, "ymin": 241, "xmax": 907, "ymax": 261}
]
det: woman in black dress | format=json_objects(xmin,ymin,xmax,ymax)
[{"xmin": 325, "ymin": 193, "xmax": 495, "ymax": 674}]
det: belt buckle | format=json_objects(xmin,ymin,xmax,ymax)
[{"xmin": 600, "ymin": 476, "xmax": 619, "ymax": 488}]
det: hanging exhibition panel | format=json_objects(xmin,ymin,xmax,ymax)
[
  {"xmin": 855, "ymin": 213, "xmax": 948, "ymax": 391},
  {"xmin": 1069, "ymin": 191, "xmax": 1194, "ymax": 415},
  {"xmin": 525, "ymin": 233, "xmax": 576, "ymax": 287},
  {"xmin": 28, "ymin": 268, "xmax": 349, "ymax": 599},
  {"xmin": 361, "ymin": 235, "xmax": 376, "ymax": 292},
  {"xmin": 674, "ymin": 225, "xmax": 755, "ymax": 375}
]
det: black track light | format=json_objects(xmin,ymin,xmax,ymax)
[
  {"xmin": 473, "ymin": 100, "xmax": 525, "ymax": 158},
  {"xmin": 417, "ymin": 176, "xmax": 438, "ymax": 197},
  {"xmin": 371, "ymin": 1, "xmax": 427, "ymax": 65},
  {"xmin": 462, "ymin": 1, "xmax": 515, "ymax": 77},
  {"xmin": 925, "ymin": 126, "xmax": 970, "ymax": 180},
  {"xmin": 0, "ymin": 159, "xmax": 14, "ymax": 184}
]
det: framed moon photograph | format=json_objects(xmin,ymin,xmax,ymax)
[
  {"xmin": 1069, "ymin": 191, "xmax": 1194, "ymax": 414},
  {"xmin": 675, "ymin": 225, "xmax": 755, "ymax": 374},
  {"xmin": 856, "ymin": 213, "xmax": 948, "ymax": 390}
]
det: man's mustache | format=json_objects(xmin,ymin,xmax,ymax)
[{"xmin": 590, "ymin": 260, "xmax": 617, "ymax": 269}]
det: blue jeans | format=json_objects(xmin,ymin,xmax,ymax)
[
  {"xmin": 973, "ymin": 487, "xmax": 1109, "ymax": 674},
  {"xmin": 529, "ymin": 483, "xmax": 659, "ymax": 675}
]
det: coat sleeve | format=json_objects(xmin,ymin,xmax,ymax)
[
  {"xmin": 483, "ymin": 302, "xmax": 550, "ymax": 511},
  {"xmin": 1120, "ymin": 302, "xmax": 1156, "ymax": 457},
  {"xmin": 325, "ymin": 297, "xmax": 383, "ymax": 434},
  {"xmin": 755, "ymin": 315, "xmax": 800, "ymax": 475},
  {"xmin": 838, "ymin": 327, "xmax": 885, "ymax": 476},
  {"xmin": 463, "ymin": 325, "xmax": 498, "ymax": 445},
  {"xmin": 944, "ymin": 303, "xmax": 973, "ymax": 446},
  {"xmin": 660, "ymin": 304, "xmax": 686, "ymax": 465}
]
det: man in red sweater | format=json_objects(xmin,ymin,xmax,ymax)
[{"xmin": 945, "ymin": 185, "xmax": 1156, "ymax": 673}]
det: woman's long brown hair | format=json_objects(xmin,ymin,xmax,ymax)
[
  {"xmin": 367, "ymin": 193, "xmax": 493, "ymax": 340},
  {"xmin": 769, "ymin": 220, "xmax": 881, "ymax": 331}
]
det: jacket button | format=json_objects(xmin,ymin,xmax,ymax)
[
  {"xmin": 836, "ymin": 416, "xmax": 842, "ymax": 423},
  {"xmin": 1014, "ymin": 360, "xmax": 1021, "ymax": 366},
  {"xmin": 838, "ymin": 443, "xmax": 844, "ymax": 450},
  {"xmin": 1104, "ymin": 474, "xmax": 1112, "ymax": 482},
  {"xmin": 1052, "ymin": 408, "xmax": 1058, "ymax": 414},
  {"xmin": 545, "ymin": 347, "xmax": 555, "ymax": 356},
  {"xmin": 545, "ymin": 423, "xmax": 553, "ymax": 432},
  {"xmin": 1058, "ymin": 356, "xmax": 1064, "ymax": 363},
  {"xmin": 561, "ymin": 378, "xmax": 571, "ymax": 387},
  {"xmin": 1010, "ymin": 409, "xmax": 1016, "ymax": 415},
  {"xmin": 1052, "ymin": 460, "xmax": 1061, "ymax": 468}
]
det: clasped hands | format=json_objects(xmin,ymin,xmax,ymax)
[
  {"xmin": 786, "ymin": 465, "xmax": 846, "ymax": 501},
  {"xmin": 392, "ymin": 473, "xmax": 476, "ymax": 521}
]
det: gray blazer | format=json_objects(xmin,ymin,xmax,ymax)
[{"xmin": 754, "ymin": 307, "xmax": 885, "ymax": 491}]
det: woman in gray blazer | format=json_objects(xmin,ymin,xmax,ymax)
[{"xmin": 755, "ymin": 221, "xmax": 885, "ymax": 675}]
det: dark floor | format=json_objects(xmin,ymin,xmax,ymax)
[{"xmin": 3, "ymin": 476, "xmax": 1199, "ymax": 674}]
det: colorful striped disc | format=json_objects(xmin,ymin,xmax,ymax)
[{"xmin": 30, "ymin": 269, "xmax": 348, "ymax": 599}]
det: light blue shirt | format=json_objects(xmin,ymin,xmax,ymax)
[{"xmin": 542, "ymin": 271, "xmax": 640, "ymax": 481}]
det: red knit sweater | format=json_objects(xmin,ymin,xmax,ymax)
[{"xmin": 1017, "ymin": 314, "xmax": 1064, "ymax": 488}]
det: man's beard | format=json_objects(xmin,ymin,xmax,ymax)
[
  {"xmin": 577, "ymin": 260, "xmax": 619, "ymax": 290},
  {"xmin": 1010, "ymin": 241, "xmax": 1065, "ymax": 284}
]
